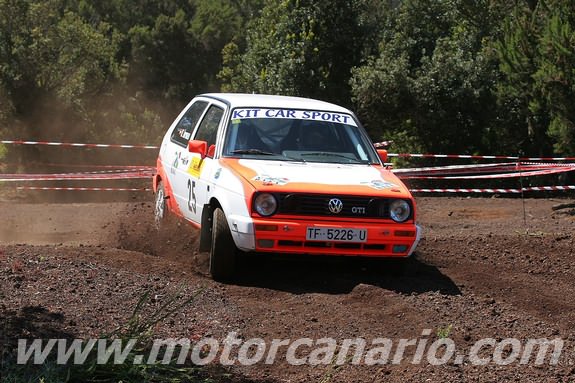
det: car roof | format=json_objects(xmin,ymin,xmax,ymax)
[{"xmin": 200, "ymin": 93, "xmax": 352, "ymax": 114}]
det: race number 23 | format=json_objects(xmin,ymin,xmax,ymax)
[{"xmin": 187, "ymin": 179, "xmax": 196, "ymax": 213}]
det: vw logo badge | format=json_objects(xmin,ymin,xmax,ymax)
[{"xmin": 328, "ymin": 198, "xmax": 343, "ymax": 214}]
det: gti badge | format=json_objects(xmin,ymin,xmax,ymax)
[{"xmin": 328, "ymin": 198, "xmax": 343, "ymax": 214}]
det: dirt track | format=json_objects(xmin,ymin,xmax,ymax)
[{"xmin": 1, "ymin": 196, "xmax": 575, "ymax": 382}]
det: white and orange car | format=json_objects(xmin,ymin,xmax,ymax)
[{"xmin": 153, "ymin": 93, "xmax": 421, "ymax": 280}]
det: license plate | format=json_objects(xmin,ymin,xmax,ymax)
[{"xmin": 306, "ymin": 227, "xmax": 367, "ymax": 243}]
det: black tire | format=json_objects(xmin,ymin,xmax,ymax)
[
  {"xmin": 154, "ymin": 180, "xmax": 167, "ymax": 229},
  {"xmin": 209, "ymin": 208, "xmax": 237, "ymax": 281}
]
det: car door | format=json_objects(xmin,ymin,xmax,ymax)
[
  {"xmin": 163, "ymin": 99, "xmax": 209, "ymax": 218},
  {"xmin": 182, "ymin": 103, "xmax": 225, "ymax": 224}
]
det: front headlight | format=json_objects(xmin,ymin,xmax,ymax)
[
  {"xmin": 389, "ymin": 199, "xmax": 411, "ymax": 222},
  {"xmin": 254, "ymin": 193, "xmax": 278, "ymax": 216}
]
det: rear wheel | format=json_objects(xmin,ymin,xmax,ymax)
[
  {"xmin": 154, "ymin": 180, "xmax": 167, "ymax": 229},
  {"xmin": 209, "ymin": 208, "xmax": 237, "ymax": 281}
]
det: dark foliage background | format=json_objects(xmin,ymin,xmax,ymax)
[{"xmin": 1, "ymin": 0, "xmax": 574, "ymax": 162}]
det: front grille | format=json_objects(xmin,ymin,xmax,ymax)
[{"xmin": 275, "ymin": 193, "xmax": 391, "ymax": 219}]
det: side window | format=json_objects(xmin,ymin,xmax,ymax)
[
  {"xmin": 170, "ymin": 101, "xmax": 208, "ymax": 147},
  {"xmin": 193, "ymin": 105, "xmax": 224, "ymax": 149}
]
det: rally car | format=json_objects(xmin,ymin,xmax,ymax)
[{"xmin": 153, "ymin": 93, "xmax": 421, "ymax": 280}]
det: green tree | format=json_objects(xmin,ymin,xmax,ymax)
[
  {"xmin": 496, "ymin": 0, "xmax": 575, "ymax": 156},
  {"xmin": 534, "ymin": 2, "xmax": 575, "ymax": 155},
  {"xmin": 351, "ymin": 0, "xmax": 506, "ymax": 154},
  {"xmin": 129, "ymin": 10, "xmax": 206, "ymax": 101},
  {"xmin": 91, "ymin": 0, "xmax": 248, "ymax": 104},
  {"xmin": 0, "ymin": 0, "xmax": 249, "ymax": 148},
  {"xmin": 496, "ymin": 0, "xmax": 550, "ymax": 155},
  {"xmin": 0, "ymin": 0, "xmax": 123, "ymax": 139},
  {"xmin": 220, "ymin": 0, "xmax": 365, "ymax": 106}
]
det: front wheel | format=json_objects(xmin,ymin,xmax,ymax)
[{"xmin": 209, "ymin": 208, "xmax": 237, "ymax": 281}]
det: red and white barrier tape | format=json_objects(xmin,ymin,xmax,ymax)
[
  {"xmin": 13, "ymin": 185, "xmax": 574, "ymax": 193},
  {"xmin": 1, "ymin": 167, "xmax": 155, "ymax": 176},
  {"xmin": 393, "ymin": 162, "xmax": 516, "ymax": 175},
  {"xmin": 388, "ymin": 153, "xmax": 575, "ymax": 161},
  {"xmin": 1, "ymin": 140, "xmax": 158, "ymax": 149},
  {"xmin": 411, "ymin": 186, "xmax": 575, "ymax": 193},
  {"xmin": 401, "ymin": 166, "xmax": 575, "ymax": 180},
  {"xmin": 523, "ymin": 186, "xmax": 575, "ymax": 191},
  {"xmin": 0, "ymin": 162, "xmax": 154, "ymax": 169},
  {"xmin": 16, "ymin": 186, "xmax": 151, "ymax": 192},
  {"xmin": 412, "ymin": 188, "xmax": 521, "ymax": 194},
  {"xmin": 2, "ymin": 140, "xmax": 573, "ymax": 161},
  {"xmin": 394, "ymin": 162, "xmax": 575, "ymax": 174},
  {"xmin": 5, "ymin": 139, "xmax": 575, "ymax": 163},
  {"xmin": 0, "ymin": 172, "xmax": 154, "ymax": 182},
  {"xmin": 389, "ymin": 153, "xmax": 518, "ymax": 160}
]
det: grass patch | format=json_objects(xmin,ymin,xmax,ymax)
[{"xmin": 1, "ymin": 287, "xmax": 222, "ymax": 383}]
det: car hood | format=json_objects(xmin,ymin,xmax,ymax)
[{"xmin": 219, "ymin": 158, "xmax": 411, "ymax": 197}]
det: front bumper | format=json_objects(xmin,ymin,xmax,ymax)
[{"xmin": 230, "ymin": 215, "xmax": 421, "ymax": 257}]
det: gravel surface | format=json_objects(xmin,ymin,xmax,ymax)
[{"xmin": 1, "ymin": 197, "xmax": 575, "ymax": 382}]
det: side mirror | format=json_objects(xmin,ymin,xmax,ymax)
[
  {"xmin": 188, "ymin": 140, "xmax": 208, "ymax": 158},
  {"xmin": 207, "ymin": 144, "xmax": 216, "ymax": 158},
  {"xmin": 377, "ymin": 149, "xmax": 388, "ymax": 163}
]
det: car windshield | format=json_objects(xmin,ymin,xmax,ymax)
[{"xmin": 222, "ymin": 108, "xmax": 379, "ymax": 164}]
